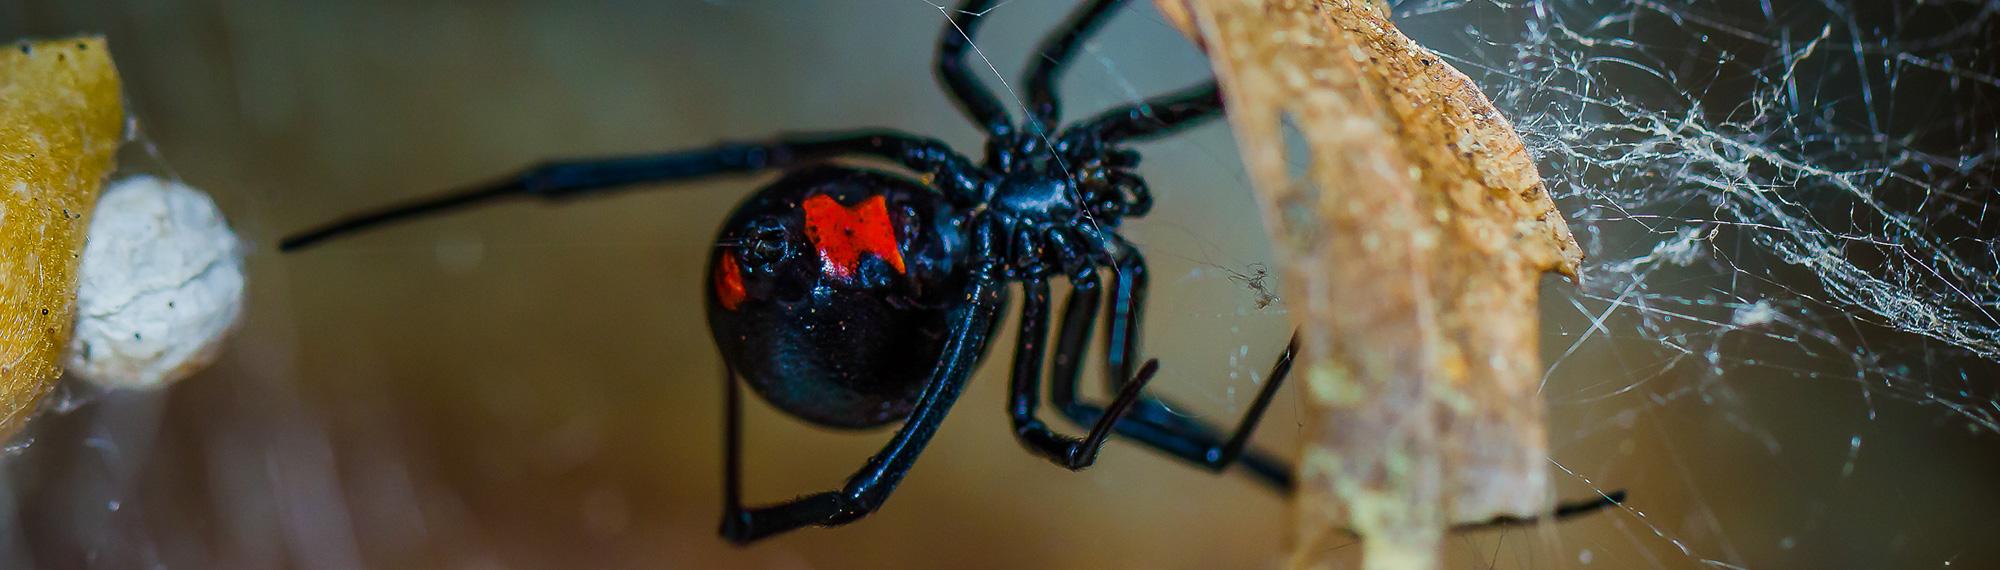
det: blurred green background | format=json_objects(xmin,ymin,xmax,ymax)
[{"xmin": 3, "ymin": 1, "xmax": 1996, "ymax": 568}]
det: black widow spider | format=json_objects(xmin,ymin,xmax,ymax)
[{"xmin": 283, "ymin": 0, "xmax": 1624, "ymax": 544}]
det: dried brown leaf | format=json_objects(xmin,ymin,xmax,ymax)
[{"xmin": 1154, "ymin": 1, "xmax": 1583, "ymax": 568}]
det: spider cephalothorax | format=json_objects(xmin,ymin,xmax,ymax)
[{"xmin": 282, "ymin": 0, "xmax": 1623, "ymax": 546}]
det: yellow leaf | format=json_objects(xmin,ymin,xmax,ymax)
[{"xmin": 0, "ymin": 36, "xmax": 125, "ymax": 438}]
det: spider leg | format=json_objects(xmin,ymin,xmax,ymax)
[
  {"xmin": 719, "ymin": 247, "xmax": 1007, "ymax": 544},
  {"xmin": 1063, "ymin": 80, "xmax": 1223, "ymax": 146},
  {"xmin": 1052, "ymin": 257, "xmax": 1630, "ymax": 526},
  {"xmin": 1047, "ymin": 251, "xmax": 1102, "ymax": 415},
  {"xmin": 1452, "ymin": 490, "xmax": 1629, "ymax": 532},
  {"xmin": 1042, "ymin": 239, "xmax": 1297, "ymax": 490},
  {"xmin": 1006, "ymin": 272, "xmax": 1159, "ymax": 470},
  {"xmin": 1102, "ymin": 245, "xmax": 1148, "ymax": 394},
  {"xmin": 279, "ymin": 131, "xmax": 982, "ymax": 251},
  {"xmin": 936, "ymin": 0, "xmax": 1014, "ymax": 138},
  {"xmin": 1296, "ymin": 491, "xmax": 1629, "ymax": 537},
  {"xmin": 720, "ymin": 363, "xmax": 746, "ymax": 530},
  {"xmin": 1075, "ymin": 247, "xmax": 1632, "ymax": 528},
  {"xmin": 1023, "ymin": 0, "xmax": 1129, "ymax": 132}
]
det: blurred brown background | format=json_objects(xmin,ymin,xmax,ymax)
[{"xmin": 3, "ymin": 1, "xmax": 1997, "ymax": 568}]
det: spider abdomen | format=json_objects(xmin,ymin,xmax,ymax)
[{"xmin": 705, "ymin": 167, "xmax": 975, "ymax": 428}]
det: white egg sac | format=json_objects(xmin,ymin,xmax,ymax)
[{"xmin": 66, "ymin": 175, "xmax": 245, "ymax": 390}]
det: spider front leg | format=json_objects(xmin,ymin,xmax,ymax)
[
  {"xmin": 1062, "ymin": 80, "xmax": 1225, "ymax": 149},
  {"xmin": 936, "ymin": 0, "xmax": 1013, "ymax": 138},
  {"xmin": 1006, "ymin": 271, "xmax": 1160, "ymax": 470},
  {"xmin": 718, "ymin": 261, "xmax": 1005, "ymax": 544},
  {"xmin": 279, "ymin": 130, "xmax": 981, "ymax": 251},
  {"xmin": 1023, "ymin": 0, "xmax": 1128, "ymax": 132}
]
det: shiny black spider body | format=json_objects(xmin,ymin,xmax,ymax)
[
  {"xmin": 282, "ymin": 0, "xmax": 1620, "ymax": 545},
  {"xmin": 707, "ymin": 166, "xmax": 973, "ymax": 430}
]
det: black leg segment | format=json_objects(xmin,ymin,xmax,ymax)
[
  {"xmin": 1023, "ymin": 0, "xmax": 1128, "ymax": 132},
  {"xmin": 719, "ymin": 262, "xmax": 1007, "ymax": 544},
  {"xmin": 280, "ymin": 131, "xmax": 982, "ymax": 251},
  {"xmin": 1064, "ymin": 80, "xmax": 1225, "ymax": 146},
  {"xmin": 935, "ymin": 0, "xmax": 1015, "ymax": 138},
  {"xmin": 1454, "ymin": 490, "xmax": 1630, "ymax": 531},
  {"xmin": 1007, "ymin": 275, "xmax": 1158, "ymax": 470},
  {"xmin": 1046, "ymin": 251, "xmax": 1297, "ymax": 491}
]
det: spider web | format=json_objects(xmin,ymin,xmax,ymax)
[
  {"xmin": 0, "ymin": 1, "xmax": 1991, "ymax": 567},
  {"xmin": 1377, "ymin": 0, "xmax": 2000, "ymax": 567},
  {"xmin": 1392, "ymin": 0, "xmax": 2000, "ymax": 426},
  {"xmin": 993, "ymin": 0, "xmax": 2000, "ymax": 566}
]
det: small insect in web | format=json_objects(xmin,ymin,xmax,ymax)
[
  {"xmin": 280, "ymin": 0, "xmax": 1623, "ymax": 544},
  {"xmin": 1220, "ymin": 262, "xmax": 1279, "ymax": 310}
]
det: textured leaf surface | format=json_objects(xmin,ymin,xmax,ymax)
[
  {"xmin": 0, "ymin": 36, "xmax": 123, "ymax": 437},
  {"xmin": 1154, "ymin": 1, "xmax": 1582, "ymax": 567}
]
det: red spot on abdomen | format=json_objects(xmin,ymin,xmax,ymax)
[
  {"xmin": 714, "ymin": 251, "xmax": 747, "ymax": 310},
  {"xmin": 802, "ymin": 194, "xmax": 907, "ymax": 281}
]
